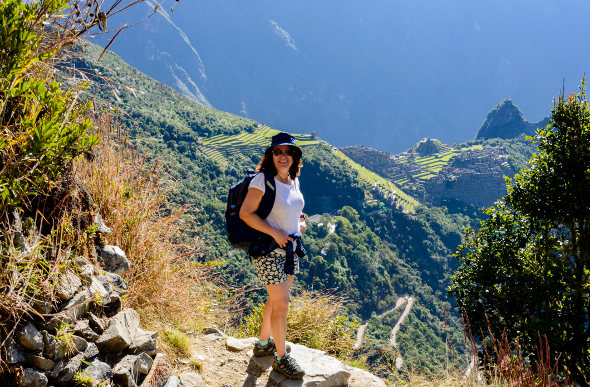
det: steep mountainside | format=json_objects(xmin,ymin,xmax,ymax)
[{"xmin": 61, "ymin": 40, "xmax": 544, "ymax": 375}]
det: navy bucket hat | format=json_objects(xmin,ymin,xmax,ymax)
[{"xmin": 267, "ymin": 132, "xmax": 302, "ymax": 156}]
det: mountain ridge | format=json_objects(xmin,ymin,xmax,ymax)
[{"xmin": 104, "ymin": 0, "xmax": 590, "ymax": 153}]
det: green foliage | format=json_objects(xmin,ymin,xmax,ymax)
[
  {"xmin": 73, "ymin": 371, "xmax": 93, "ymax": 387},
  {"xmin": 55, "ymin": 322, "xmax": 77, "ymax": 357},
  {"xmin": 162, "ymin": 327, "xmax": 191, "ymax": 357},
  {"xmin": 450, "ymin": 79, "xmax": 590, "ymax": 384},
  {"xmin": 0, "ymin": 0, "xmax": 98, "ymax": 213}
]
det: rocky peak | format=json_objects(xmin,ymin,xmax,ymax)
[
  {"xmin": 410, "ymin": 138, "xmax": 445, "ymax": 155},
  {"xmin": 476, "ymin": 99, "xmax": 549, "ymax": 140}
]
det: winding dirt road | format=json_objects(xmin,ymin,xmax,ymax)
[{"xmin": 353, "ymin": 296, "xmax": 414, "ymax": 351}]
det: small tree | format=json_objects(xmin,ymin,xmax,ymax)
[{"xmin": 450, "ymin": 79, "xmax": 590, "ymax": 384}]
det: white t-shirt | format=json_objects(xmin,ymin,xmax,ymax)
[{"xmin": 249, "ymin": 173, "xmax": 305, "ymax": 235}]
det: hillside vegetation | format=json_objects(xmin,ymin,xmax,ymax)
[{"xmin": 61, "ymin": 39, "xmax": 487, "ymax": 376}]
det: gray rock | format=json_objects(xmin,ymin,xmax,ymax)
[
  {"xmin": 83, "ymin": 359, "xmax": 113, "ymax": 387},
  {"xmin": 178, "ymin": 372, "xmax": 205, "ymax": 387},
  {"xmin": 74, "ymin": 256, "xmax": 96, "ymax": 282},
  {"xmin": 43, "ymin": 288, "xmax": 92, "ymax": 331},
  {"xmin": 4, "ymin": 337, "xmax": 25, "ymax": 364},
  {"xmin": 56, "ymin": 272, "xmax": 82, "ymax": 301},
  {"xmin": 97, "ymin": 245, "xmax": 130, "ymax": 275},
  {"xmin": 104, "ymin": 272, "xmax": 128, "ymax": 294},
  {"xmin": 137, "ymin": 352, "xmax": 154, "ymax": 374},
  {"xmin": 94, "ymin": 213, "xmax": 112, "ymax": 235},
  {"xmin": 225, "ymin": 336, "xmax": 256, "ymax": 352},
  {"xmin": 260, "ymin": 342, "xmax": 350, "ymax": 387},
  {"xmin": 24, "ymin": 354, "xmax": 55, "ymax": 371},
  {"xmin": 81, "ymin": 327, "xmax": 100, "ymax": 342},
  {"xmin": 96, "ymin": 308, "xmax": 140, "ymax": 353},
  {"xmin": 89, "ymin": 276, "xmax": 110, "ymax": 305},
  {"xmin": 96, "ymin": 275, "xmax": 114, "ymax": 294},
  {"xmin": 61, "ymin": 288, "xmax": 92, "ymax": 319},
  {"xmin": 346, "ymin": 366, "xmax": 387, "ymax": 387},
  {"xmin": 88, "ymin": 313, "xmax": 106, "ymax": 334},
  {"xmin": 105, "ymin": 293, "xmax": 122, "ymax": 313},
  {"xmin": 84, "ymin": 342, "xmax": 100, "ymax": 359},
  {"xmin": 18, "ymin": 322, "xmax": 44, "ymax": 352},
  {"xmin": 73, "ymin": 320, "xmax": 99, "ymax": 342},
  {"xmin": 31, "ymin": 299, "xmax": 52, "ymax": 315},
  {"xmin": 72, "ymin": 335, "xmax": 88, "ymax": 352},
  {"xmin": 163, "ymin": 375, "xmax": 180, "ymax": 387},
  {"xmin": 48, "ymin": 359, "xmax": 64, "ymax": 380},
  {"xmin": 17, "ymin": 367, "xmax": 48, "ymax": 387},
  {"xmin": 128, "ymin": 328, "xmax": 158, "ymax": 356},
  {"xmin": 113, "ymin": 354, "xmax": 140, "ymax": 387},
  {"xmin": 43, "ymin": 313, "xmax": 75, "ymax": 333},
  {"xmin": 58, "ymin": 353, "xmax": 84, "ymax": 383},
  {"xmin": 140, "ymin": 353, "xmax": 171, "ymax": 387},
  {"xmin": 72, "ymin": 319, "xmax": 90, "ymax": 332}
]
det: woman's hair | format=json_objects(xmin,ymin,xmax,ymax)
[{"xmin": 256, "ymin": 146, "xmax": 302, "ymax": 179}]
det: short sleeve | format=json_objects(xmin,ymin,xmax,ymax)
[{"xmin": 248, "ymin": 172, "xmax": 266, "ymax": 193}]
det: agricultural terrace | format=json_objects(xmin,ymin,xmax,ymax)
[
  {"xmin": 334, "ymin": 149, "xmax": 420, "ymax": 214},
  {"xmin": 199, "ymin": 126, "xmax": 319, "ymax": 164},
  {"xmin": 393, "ymin": 144, "xmax": 483, "ymax": 186}
]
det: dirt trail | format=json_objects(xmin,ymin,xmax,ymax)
[
  {"xmin": 353, "ymin": 296, "xmax": 411, "ymax": 350},
  {"xmin": 389, "ymin": 296, "xmax": 414, "ymax": 348},
  {"xmin": 389, "ymin": 296, "xmax": 414, "ymax": 369}
]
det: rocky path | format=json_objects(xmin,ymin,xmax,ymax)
[{"xmin": 181, "ymin": 328, "xmax": 387, "ymax": 386}]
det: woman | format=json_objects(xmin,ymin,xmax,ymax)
[{"xmin": 239, "ymin": 132, "xmax": 306, "ymax": 379}]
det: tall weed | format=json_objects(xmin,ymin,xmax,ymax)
[{"xmin": 75, "ymin": 116, "xmax": 229, "ymax": 330}]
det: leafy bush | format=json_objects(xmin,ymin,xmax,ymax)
[{"xmin": 0, "ymin": 0, "xmax": 98, "ymax": 213}]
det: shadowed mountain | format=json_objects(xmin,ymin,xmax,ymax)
[{"xmin": 476, "ymin": 99, "xmax": 549, "ymax": 140}]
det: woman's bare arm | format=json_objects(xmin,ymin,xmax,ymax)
[{"xmin": 239, "ymin": 187, "xmax": 293, "ymax": 248}]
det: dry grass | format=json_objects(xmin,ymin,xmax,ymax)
[
  {"xmin": 75, "ymin": 113, "xmax": 230, "ymax": 332},
  {"xmin": 236, "ymin": 289, "xmax": 358, "ymax": 358}
]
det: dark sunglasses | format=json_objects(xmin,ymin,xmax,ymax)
[{"xmin": 272, "ymin": 148, "xmax": 295, "ymax": 157}]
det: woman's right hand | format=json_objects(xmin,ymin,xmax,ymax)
[{"xmin": 272, "ymin": 230, "xmax": 293, "ymax": 248}]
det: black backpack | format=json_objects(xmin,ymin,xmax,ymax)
[{"xmin": 225, "ymin": 169, "xmax": 276, "ymax": 251}]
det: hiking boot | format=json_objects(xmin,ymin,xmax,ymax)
[
  {"xmin": 253, "ymin": 337, "xmax": 276, "ymax": 357},
  {"xmin": 272, "ymin": 353, "xmax": 305, "ymax": 379},
  {"xmin": 253, "ymin": 338, "xmax": 291, "ymax": 357}
]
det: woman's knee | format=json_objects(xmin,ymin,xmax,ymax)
[{"xmin": 270, "ymin": 296, "xmax": 289, "ymax": 314}]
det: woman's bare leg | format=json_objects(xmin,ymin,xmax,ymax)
[{"xmin": 259, "ymin": 275, "xmax": 295, "ymax": 356}]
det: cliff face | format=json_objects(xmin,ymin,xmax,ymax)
[
  {"xmin": 424, "ymin": 147, "xmax": 513, "ymax": 207},
  {"xmin": 476, "ymin": 99, "xmax": 550, "ymax": 140}
]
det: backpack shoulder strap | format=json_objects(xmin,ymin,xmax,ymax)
[{"xmin": 256, "ymin": 171, "xmax": 275, "ymax": 219}]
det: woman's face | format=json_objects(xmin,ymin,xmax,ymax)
[{"xmin": 272, "ymin": 145, "xmax": 294, "ymax": 175}]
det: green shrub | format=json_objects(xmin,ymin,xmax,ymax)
[
  {"xmin": 162, "ymin": 327, "xmax": 191, "ymax": 357},
  {"xmin": 0, "ymin": 0, "xmax": 98, "ymax": 213}
]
